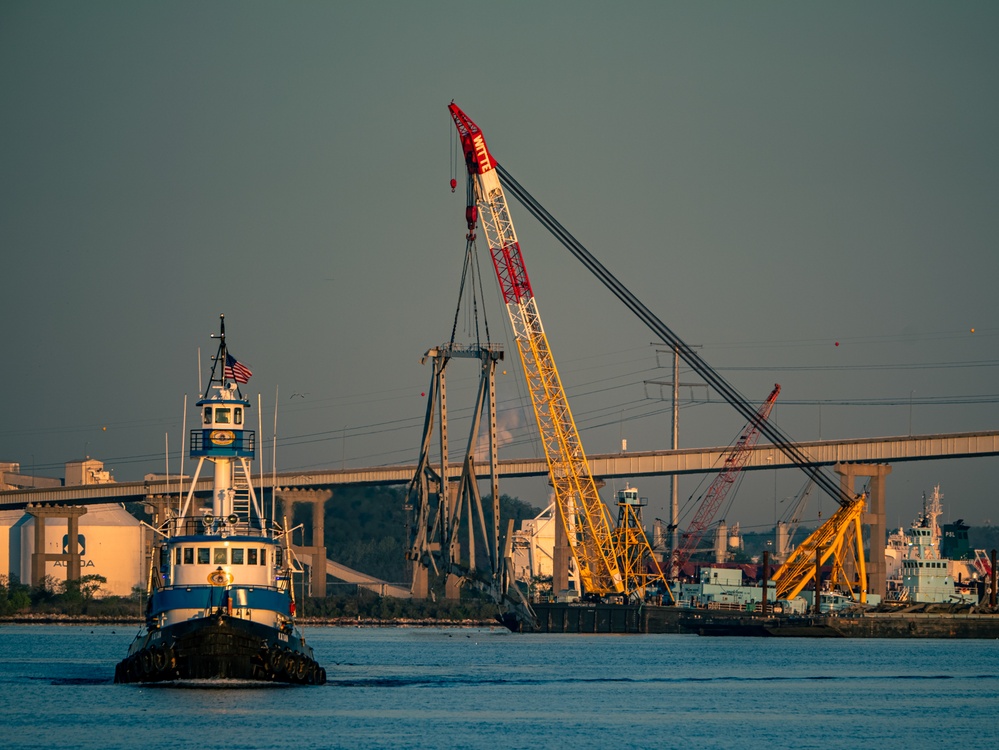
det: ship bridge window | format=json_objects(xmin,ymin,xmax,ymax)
[
  {"xmin": 234, "ymin": 408, "xmax": 243, "ymax": 425},
  {"xmin": 213, "ymin": 548, "xmax": 228, "ymax": 565},
  {"xmin": 215, "ymin": 408, "xmax": 231, "ymax": 424},
  {"xmin": 203, "ymin": 407, "xmax": 212, "ymax": 425},
  {"xmin": 261, "ymin": 549, "xmax": 267, "ymax": 566},
  {"xmin": 183, "ymin": 548, "xmax": 193, "ymax": 565},
  {"xmin": 248, "ymin": 548, "xmax": 258, "ymax": 565},
  {"xmin": 197, "ymin": 548, "xmax": 210, "ymax": 564},
  {"xmin": 174, "ymin": 547, "xmax": 181, "ymax": 565},
  {"xmin": 232, "ymin": 548, "xmax": 244, "ymax": 565}
]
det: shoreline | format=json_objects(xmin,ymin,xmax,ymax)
[{"xmin": 0, "ymin": 614, "xmax": 500, "ymax": 628}]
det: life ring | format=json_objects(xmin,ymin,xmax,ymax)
[{"xmin": 139, "ymin": 650, "xmax": 154, "ymax": 675}]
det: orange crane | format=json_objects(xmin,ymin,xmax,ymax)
[
  {"xmin": 449, "ymin": 102, "xmax": 668, "ymax": 601},
  {"xmin": 671, "ymin": 384, "xmax": 780, "ymax": 576}
]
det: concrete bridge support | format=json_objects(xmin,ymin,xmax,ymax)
[
  {"xmin": 834, "ymin": 462, "xmax": 892, "ymax": 599},
  {"xmin": 276, "ymin": 489, "xmax": 332, "ymax": 597},
  {"xmin": 26, "ymin": 504, "xmax": 88, "ymax": 587}
]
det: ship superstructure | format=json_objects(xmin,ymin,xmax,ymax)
[
  {"xmin": 888, "ymin": 485, "xmax": 979, "ymax": 605},
  {"xmin": 115, "ymin": 316, "xmax": 325, "ymax": 684}
]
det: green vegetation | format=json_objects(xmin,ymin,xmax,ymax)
[{"xmin": 0, "ymin": 573, "xmax": 140, "ymax": 618}]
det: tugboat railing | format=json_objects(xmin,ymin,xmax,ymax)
[{"xmin": 168, "ymin": 516, "xmax": 280, "ymax": 539}]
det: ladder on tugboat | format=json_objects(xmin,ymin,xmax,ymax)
[{"xmin": 231, "ymin": 459, "xmax": 253, "ymax": 525}]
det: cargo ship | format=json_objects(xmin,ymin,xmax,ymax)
[{"xmin": 115, "ymin": 316, "xmax": 326, "ymax": 684}]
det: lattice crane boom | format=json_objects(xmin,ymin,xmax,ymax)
[
  {"xmin": 771, "ymin": 493, "xmax": 868, "ymax": 602},
  {"xmin": 449, "ymin": 102, "xmax": 639, "ymax": 596},
  {"xmin": 673, "ymin": 384, "xmax": 780, "ymax": 572}
]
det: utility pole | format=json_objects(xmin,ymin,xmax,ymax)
[
  {"xmin": 670, "ymin": 345, "xmax": 679, "ymax": 566},
  {"xmin": 646, "ymin": 343, "xmax": 704, "ymax": 576}
]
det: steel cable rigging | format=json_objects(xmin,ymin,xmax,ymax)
[{"xmin": 495, "ymin": 162, "xmax": 853, "ymax": 508}]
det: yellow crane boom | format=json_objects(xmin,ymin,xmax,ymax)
[{"xmin": 771, "ymin": 493, "xmax": 868, "ymax": 602}]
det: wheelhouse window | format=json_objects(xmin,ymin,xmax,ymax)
[
  {"xmin": 203, "ymin": 407, "xmax": 212, "ymax": 424},
  {"xmin": 213, "ymin": 548, "xmax": 228, "ymax": 565},
  {"xmin": 215, "ymin": 408, "xmax": 231, "ymax": 424},
  {"xmin": 197, "ymin": 548, "xmax": 210, "ymax": 564},
  {"xmin": 174, "ymin": 547, "xmax": 181, "ymax": 565},
  {"xmin": 234, "ymin": 408, "xmax": 243, "ymax": 425},
  {"xmin": 184, "ymin": 548, "xmax": 194, "ymax": 565},
  {"xmin": 231, "ymin": 548, "xmax": 244, "ymax": 565},
  {"xmin": 247, "ymin": 549, "xmax": 258, "ymax": 565},
  {"xmin": 260, "ymin": 549, "xmax": 267, "ymax": 566}
]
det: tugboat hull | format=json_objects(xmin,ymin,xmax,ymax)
[{"xmin": 115, "ymin": 615, "xmax": 326, "ymax": 685}]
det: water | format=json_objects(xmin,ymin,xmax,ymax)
[{"xmin": 1, "ymin": 625, "xmax": 998, "ymax": 749}]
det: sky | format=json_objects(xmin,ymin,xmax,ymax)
[{"xmin": 2, "ymin": 2, "xmax": 998, "ymax": 535}]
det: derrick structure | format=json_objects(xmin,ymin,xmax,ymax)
[
  {"xmin": 405, "ymin": 256, "xmax": 535, "ymax": 623},
  {"xmin": 449, "ymin": 103, "xmax": 667, "ymax": 599},
  {"xmin": 405, "ymin": 343, "xmax": 536, "ymax": 627}
]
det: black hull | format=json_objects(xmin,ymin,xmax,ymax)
[{"xmin": 114, "ymin": 615, "xmax": 326, "ymax": 685}]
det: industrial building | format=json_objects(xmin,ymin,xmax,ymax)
[{"xmin": 0, "ymin": 459, "xmax": 142, "ymax": 597}]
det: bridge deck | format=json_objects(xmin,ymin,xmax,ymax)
[{"xmin": 2, "ymin": 430, "xmax": 998, "ymax": 510}]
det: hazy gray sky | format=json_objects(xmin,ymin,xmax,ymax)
[{"xmin": 2, "ymin": 2, "xmax": 998, "ymax": 532}]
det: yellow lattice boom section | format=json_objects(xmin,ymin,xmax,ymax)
[
  {"xmin": 511, "ymin": 298, "xmax": 624, "ymax": 594},
  {"xmin": 771, "ymin": 494, "xmax": 868, "ymax": 602}
]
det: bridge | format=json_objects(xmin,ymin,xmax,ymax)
[
  {"xmin": 5, "ymin": 429, "xmax": 998, "ymax": 599},
  {"xmin": 3, "ymin": 429, "xmax": 997, "ymax": 508}
]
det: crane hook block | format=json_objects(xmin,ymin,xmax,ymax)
[
  {"xmin": 465, "ymin": 205, "xmax": 478, "ymax": 230},
  {"xmin": 450, "ymin": 178, "xmax": 457, "ymax": 193}
]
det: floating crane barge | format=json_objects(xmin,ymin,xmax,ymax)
[{"xmin": 442, "ymin": 104, "xmax": 999, "ymax": 637}]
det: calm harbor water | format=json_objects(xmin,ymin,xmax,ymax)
[{"xmin": 1, "ymin": 624, "xmax": 997, "ymax": 749}]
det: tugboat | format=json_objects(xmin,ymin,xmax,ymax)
[{"xmin": 115, "ymin": 315, "xmax": 326, "ymax": 685}]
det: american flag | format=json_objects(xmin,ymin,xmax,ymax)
[{"xmin": 224, "ymin": 353, "xmax": 253, "ymax": 384}]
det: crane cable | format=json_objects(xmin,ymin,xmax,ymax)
[{"xmin": 495, "ymin": 162, "xmax": 853, "ymax": 509}]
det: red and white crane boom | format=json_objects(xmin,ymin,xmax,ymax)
[
  {"xmin": 672, "ymin": 384, "xmax": 781, "ymax": 574},
  {"xmin": 449, "ymin": 103, "xmax": 667, "ymax": 599}
]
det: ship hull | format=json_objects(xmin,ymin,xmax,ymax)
[{"xmin": 114, "ymin": 614, "xmax": 326, "ymax": 685}]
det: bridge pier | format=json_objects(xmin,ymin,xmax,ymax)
[
  {"xmin": 276, "ymin": 488, "xmax": 332, "ymax": 597},
  {"xmin": 834, "ymin": 462, "xmax": 891, "ymax": 599},
  {"xmin": 26, "ymin": 504, "xmax": 88, "ymax": 587}
]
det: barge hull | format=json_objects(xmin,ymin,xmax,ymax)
[{"xmin": 531, "ymin": 603, "xmax": 999, "ymax": 638}]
